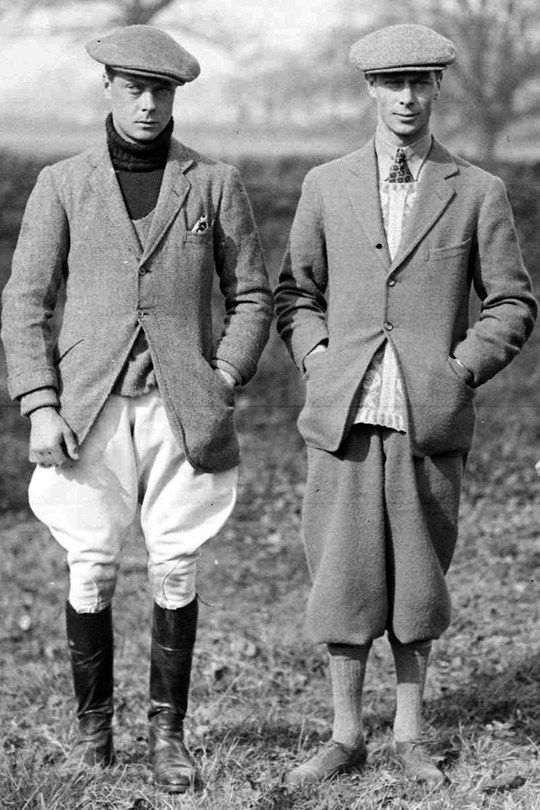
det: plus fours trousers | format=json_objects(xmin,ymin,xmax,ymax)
[
  {"xmin": 302, "ymin": 425, "xmax": 464, "ymax": 645},
  {"xmin": 29, "ymin": 391, "xmax": 238, "ymax": 613}
]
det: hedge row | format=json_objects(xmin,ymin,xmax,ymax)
[{"xmin": 1, "ymin": 149, "xmax": 538, "ymax": 285}]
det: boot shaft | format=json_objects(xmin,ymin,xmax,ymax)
[
  {"xmin": 65, "ymin": 601, "xmax": 114, "ymax": 720},
  {"xmin": 148, "ymin": 598, "xmax": 198, "ymax": 725}
]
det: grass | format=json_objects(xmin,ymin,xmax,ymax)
[
  {"xmin": 0, "ymin": 150, "xmax": 539, "ymax": 808},
  {"xmin": 0, "ymin": 334, "xmax": 538, "ymax": 809}
]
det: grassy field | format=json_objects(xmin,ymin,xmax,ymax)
[{"xmin": 0, "ymin": 149, "xmax": 539, "ymax": 809}]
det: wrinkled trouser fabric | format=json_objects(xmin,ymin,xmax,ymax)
[
  {"xmin": 29, "ymin": 391, "xmax": 238, "ymax": 613},
  {"xmin": 302, "ymin": 425, "xmax": 464, "ymax": 645}
]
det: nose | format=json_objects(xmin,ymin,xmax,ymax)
[
  {"xmin": 398, "ymin": 83, "xmax": 414, "ymax": 107},
  {"xmin": 139, "ymin": 90, "xmax": 156, "ymax": 111}
]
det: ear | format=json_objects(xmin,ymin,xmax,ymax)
[
  {"xmin": 366, "ymin": 75, "xmax": 378, "ymax": 99},
  {"xmin": 103, "ymin": 71, "xmax": 112, "ymax": 99},
  {"xmin": 433, "ymin": 71, "xmax": 442, "ymax": 100}
]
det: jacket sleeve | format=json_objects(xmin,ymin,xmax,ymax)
[
  {"xmin": 211, "ymin": 166, "xmax": 273, "ymax": 385},
  {"xmin": 1, "ymin": 166, "xmax": 68, "ymax": 403},
  {"xmin": 453, "ymin": 176, "xmax": 537, "ymax": 386},
  {"xmin": 274, "ymin": 169, "xmax": 329, "ymax": 371}
]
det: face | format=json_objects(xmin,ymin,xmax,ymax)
[
  {"xmin": 103, "ymin": 70, "xmax": 176, "ymax": 143},
  {"xmin": 367, "ymin": 71, "xmax": 441, "ymax": 145}
]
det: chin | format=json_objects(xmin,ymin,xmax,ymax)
[
  {"xmin": 134, "ymin": 127, "xmax": 160, "ymax": 140},
  {"xmin": 390, "ymin": 125, "xmax": 421, "ymax": 140}
]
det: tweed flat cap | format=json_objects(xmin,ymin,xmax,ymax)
[
  {"xmin": 86, "ymin": 25, "xmax": 200, "ymax": 85},
  {"xmin": 350, "ymin": 24, "xmax": 456, "ymax": 74}
]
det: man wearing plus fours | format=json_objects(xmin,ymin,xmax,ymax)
[
  {"xmin": 275, "ymin": 25, "xmax": 536, "ymax": 786},
  {"xmin": 1, "ymin": 26, "xmax": 271, "ymax": 793}
]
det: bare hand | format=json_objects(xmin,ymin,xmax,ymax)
[
  {"xmin": 215, "ymin": 368, "xmax": 236, "ymax": 388},
  {"xmin": 305, "ymin": 344, "xmax": 327, "ymax": 359},
  {"xmin": 303, "ymin": 343, "xmax": 327, "ymax": 371},
  {"xmin": 29, "ymin": 408, "xmax": 79, "ymax": 467}
]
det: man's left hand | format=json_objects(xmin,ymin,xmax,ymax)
[{"xmin": 215, "ymin": 368, "xmax": 236, "ymax": 388}]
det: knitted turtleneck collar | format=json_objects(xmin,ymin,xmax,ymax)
[{"xmin": 106, "ymin": 112, "xmax": 173, "ymax": 172}]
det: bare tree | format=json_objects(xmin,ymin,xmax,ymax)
[
  {"xmin": 397, "ymin": 0, "xmax": 540, "ymax": 159},
  {"xmin": 0, "ymin": 0, "xmax": 180, "ymax": 26},
  {"xmin": 110, "ymin": 0, "xmax": 179, "ymax": 26}
]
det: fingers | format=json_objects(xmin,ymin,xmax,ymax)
[
  {"xmin": 28, "ymin": 411, "xmax": 79, "ymax": 467},
  {"xmin": 215, "ymin": 368, "xmax": 236, "ymax": 388},
  {"xmin": 29, "ymin": 432, "xmax": 79, "ymax": 467},
  {"xmin": 62, "ymin": 427, "xmax": 79, "ymax": 461},
  {"xmin": 30, "ymin": 445, "xmax": 66, "ymax": 467},
  {"xmin": 29, "ymin": 449, "xmax": 58, "ymax": 467}
]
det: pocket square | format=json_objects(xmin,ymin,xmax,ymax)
[{"xmin": 191, "ymin": 215, "xmax": 210, "ymax": 234}]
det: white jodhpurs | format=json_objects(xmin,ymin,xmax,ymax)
[{"xmin": 29, "ymin": 391, "xmax": 238, "ymax": 613}]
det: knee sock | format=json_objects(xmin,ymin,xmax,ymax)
[
  {"xmin": 390, "ymin": 637, "xmax": 431, "ymax": 742},
  {"xmin": 327, "ymin": 643, "xmax": 371, "ymax": 748}
]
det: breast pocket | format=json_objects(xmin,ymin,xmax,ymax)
[
  {"xmin": 426, "ymin": 238, "xmax": 472, "ymax": 260},
  {"xmin": 183, "ymin": 223, "xmax": 215, "ymax": 247}
]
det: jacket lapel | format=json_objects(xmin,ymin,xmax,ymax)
[
  {"xmin": 141, "ymin": 140, "xmax": 193, "ymax": 266},
  {"xmin": 390, "ymin": 139, "xmax": 458, "ymax": 273},
  {"xmin": 89, "ymin": 147, "xmax": 142, "ymax": 259},
  {"xmin": 344, "ymin": 140, "xmax": 390, "ymax": 270}
]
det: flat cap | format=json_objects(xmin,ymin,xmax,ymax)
[
  {"xmin": 86, "ymin": 25, "xmax": 200, "ymax": 85},
  {"xmin": 350, "ymin": 24, "xmax": 456, "ymax": 74}
]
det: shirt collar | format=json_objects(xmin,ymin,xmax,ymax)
[{"xmin": 375, "ymin": 130, "xmax": 433, "ymax": 182}]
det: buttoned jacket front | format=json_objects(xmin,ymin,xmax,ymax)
[
  {"xmin": 2, "ymin": 139, "xmax": 273, "ymax": 472},
  {"xmin": 275, "ymin": 138, "xmax": 537, "ymax": 456}
]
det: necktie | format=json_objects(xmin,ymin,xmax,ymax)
[{"xmin": 387, "ymin": 148, "xmax": 414, "ymax": 183}]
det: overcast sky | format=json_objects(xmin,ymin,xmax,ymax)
[{"xmin": 0, "ymin": 0, "xmax": 358, "ymax": 125}]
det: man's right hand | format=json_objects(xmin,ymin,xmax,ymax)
[
  {"xmin": 29, "ymin": 407, "xmax": 79, "ymax": 467},
  {"xmin": 303, "ymin": 342, "xmax": 328, "ymax": 372}
]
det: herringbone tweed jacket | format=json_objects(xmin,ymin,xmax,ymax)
[
  {"xmin": 275, "ymin": 138, "xmax": 537, "ymax": 456},
  {"xmin": 2, "ymin": 139, "xmax": 273, "ymax": 472}
]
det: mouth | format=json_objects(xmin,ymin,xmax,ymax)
[{"xmin": 395, "ymin": 113, "xmax": 419, "ymax": 120}]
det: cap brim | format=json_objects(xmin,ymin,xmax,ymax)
[
  {"xmin": 105, "ymin": 65, "xmax": 186, "ymax": 85},
  {"xmin": 363, "ymin": 64, "xmax": 447, "ymax": 74}
]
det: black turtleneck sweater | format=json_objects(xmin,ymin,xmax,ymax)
[
  {"xmin": 106, "ymin": 114, "xmax": 174, "ymax": 397},
  {"xmin": 106, "ymin": 112, "xmax": 173, "ymax": 220}
]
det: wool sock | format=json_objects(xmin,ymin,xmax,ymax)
[
  {"xmin": 327, "ymin": 643, "xmax": 371, "ymax": 748},
  {"xmin": 390, "ymin": 636, "xmax": 432, "ymax": 742}
]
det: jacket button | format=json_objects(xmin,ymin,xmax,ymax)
[
  {"xmin": 388, "ymin": 279, "xmax": 396, "ymax": 287},
  {"xmin": 138, "ymin": 308, "xmax": 148, "ymax": 318},
  {"xmin": 375, "ymin": 243, "xmax": 383, "ymax": 249},
  {"xmin": 383, "ymin": 321, "xmax": 393, "ymax": 331}
]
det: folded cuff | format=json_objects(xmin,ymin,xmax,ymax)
[{"xmin": 19, "ymin": 387, "xmax": 59, "ymax": 417}]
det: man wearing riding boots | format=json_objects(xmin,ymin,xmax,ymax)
[
  {"xmin": 2, "ymin": 25, "xmax": 272, "ymax": 793},
  {"xmin": 275, "ymin": 24, "xmax": 536, "ymax": 787}
]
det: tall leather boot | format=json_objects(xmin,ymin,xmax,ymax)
[
  {"xmin": 65, "ymin": 601, "xmax": 115, "ymax": 769},
  {"xmin": 148, "ymin": 597, "xmax": 198, "ymax": 794}
]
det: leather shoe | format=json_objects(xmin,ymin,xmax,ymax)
[
  {"xmin": 391, "ymin": 739, "xmax": 444, "ymax": 788},
  {"xmin": 149, "ymin": 720, "xmax": 196, "ymax": 794},
  {"xmin": 65, "ymin": 713, "xmax": 115, "ymax": 770},
  {"xmin": 287, "ymin": 738, "xmax": 367, "ymax": 786}
]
